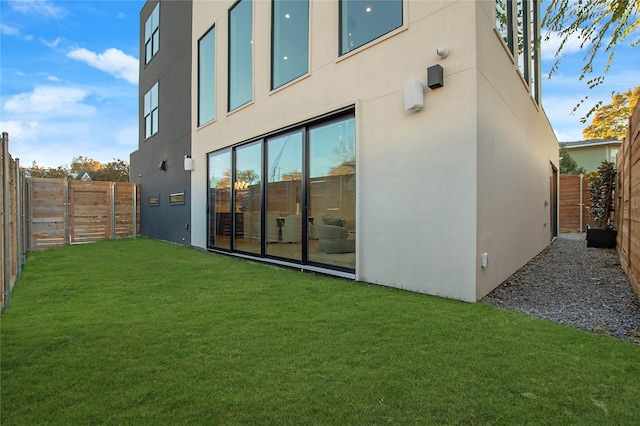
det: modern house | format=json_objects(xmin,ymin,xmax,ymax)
[
  {"xmin": 131, "ymin": 0, "xmax": 559, "ymax": 302},
  {"xmin": 562, "ymin": 139, "xmax": 621, "ymax": 173}
]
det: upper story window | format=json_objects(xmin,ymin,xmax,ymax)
[
  {"xmin": 198, "ymin": 27, "xmax": 216, "ymax": 126},
  {"xmin": 495, "ymin": 0, "xmax": 540, "ymax": 103},
  {"xmin": 228, "ymin": 0, "xmax": 253, "ymax": 111},
  {"xmin": 144, "ymin": 82, "xmax": 159, "ymax": 139},
  {"xmin": 271, "ymin": 0, "xmax": 309, "ymax": 89},
  {"xmin": 339, "ymin": 0, "xmax": 403, "ymax": 56},
  {"xmin": 145, "ymin": 3, "xmax": 160, "ymax": 64}
]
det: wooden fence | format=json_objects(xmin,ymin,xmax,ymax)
[
  {"xmin": 28, "ymin": 179, "xmax": 140, "ymax": 249},
  {"xmin": 559, "ymin": 174, "xmax": 597, "ymax": 232},
  {"xmin": 616, "ymin": 100, "xmax": 640, "ymax": 297},
  {"xmin": 1, "ymin": 132, "xmax": 140, "ymax": 309},
  {"xmin": 1, "ymin": 133, "xmax": 26, "ymax": 309}
]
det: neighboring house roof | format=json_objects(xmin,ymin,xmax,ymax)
[
  {"xmin": 71, "ymin": 170, "xmax": 93, "ymax": 181},
  {"xmin": 561, "ymin": 139, "xmax": 622, "ymax": 149}
]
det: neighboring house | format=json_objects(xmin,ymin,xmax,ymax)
[
  {"xmin": 562, "ymin": 139, "xmax": 622, "ymax": 173},
  {"xmin": 131, "ymin": 0, "xmax": 559, "ymax": 302},
  {"xmin": 130, "ymin": 0, "xmax": 193, "ymax": 244}
]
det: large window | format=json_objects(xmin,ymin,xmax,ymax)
[
  {"xmin": 228, "ymin": 0, "xmax": 253, "ymax": 111},
  {"xmin": 339, "ymin": 0, "xmax": 402, "ymax": 56},
  {"xmin": 207, "ymin": 111, "xmax": 356, "ymax": 273},
  {"xmin": 198, "ymin": 27, "xmax": 216, "ymax": 126},
  {"xmin": 144, "ymin": 82, "xmax": 159, "ymax": 138},
  {"xmin": 144, "ymin": 3, "xmax": 160, "ymax": 64},
  {"xmin": 272, "ymin": 0, "xmax": 309, "ymax": 89}
]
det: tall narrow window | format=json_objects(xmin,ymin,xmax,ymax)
[
  {"xmin": 308, "ymin": 116, "xmax": 356, "ymax": 269},
  {"xmin": 495, "ymin": 0, "xmax": 510, "ymax": 48},
  {"xmin": 235, "ymin": 142, "xmax": 262, "ymax": 254},
  {"xmin": 144, "ymin": 82, "xmax": 159, "ymax": 138},
  {"xmin": 530, "ymin": 1, "xmax": 540, "ymax": 102},
  {"xmin": 516, "ymin": 0, "xmax": 529, "ymax": 81},
  {"xmin": 340, "ymin": 0, "xmax": 402, "ymax": 56},
  {"xmin": 145, "ymin": 3, "xmax": 160, "ymax": 64},
  {"xmin": 198, "ymin": 27, "xmax": 216, "ymax": 126},
  {"xmin": 272, "ymin": 0, "xmax": 309, "ymax": 89},
  {"xmin": 208, "ymin": 150, "xmax": 232, "ymax": 250},
  {"xmin": 266, "ymin": 131, "xmax": 303, "ymax": 261},
  {"xmin": 229, "ymin": 0, "xmax": 253, "ymax": 111}
]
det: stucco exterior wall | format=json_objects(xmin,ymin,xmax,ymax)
[
  {"xmin": 474, "ymin": 1, "xmax": 559, "ymax": 300},
  {"xmin": 189, "ymin": 0, "xmax": 558, "ymax": 302}
]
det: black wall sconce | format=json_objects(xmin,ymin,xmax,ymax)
[
  {"xmin": 427, "ymin": 64, "xmax": 444, "ymax": 89},
  {"xmin": 158, "ymin": 160, "xmax": 166, "ymax": 171}
]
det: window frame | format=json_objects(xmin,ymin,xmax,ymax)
[
  {"xmin": 270, "ymin": 0, "xmax": 310, "ymax": 90},
  {"xmin": 144, "ymin": 3, "xmax": 160, "ymax": 64},
  {"xmin": 198, "ymin": 25, "xmax": 216, "ymax": 127},
  {"xmin": 228, "ymin": 0, "xmax": 254, "ymax": 112},
  {"xmin": 338, "ymin": 0, "xmax": 404, "ymax": 57},
  {"xmin": 144, "ymin": 82, "xmax": 159, "ymax": 139}
]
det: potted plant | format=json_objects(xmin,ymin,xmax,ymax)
[{"xmin": 586, "ymin": 160, "xmax": 617, "ymax": 248}]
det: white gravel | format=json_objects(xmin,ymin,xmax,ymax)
[{"xmin": 483, "ymin": 233, "xmax": 640, "ymax": 343}]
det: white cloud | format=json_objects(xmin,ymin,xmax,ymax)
[
  {"xmin": 541, "ymin": 30, "xmax": 592, "ymax": 60},
  {"xmin": 67, "ymin": 48, "xmax": 139, "ymax": 84},
  {"xmin": 40, "ymin": 37, "xmax": 63, "ymax": 48},
  {"xmin": 9, "ymin": 0, "xmax": 67, "ymax": 19},
  {"xmin": 0, "ymin": 23, "xmax": 20, "ymax": 36},
  {"xmin": 3, "ymin": 86, "xmax": 95, "ymax": 115}
]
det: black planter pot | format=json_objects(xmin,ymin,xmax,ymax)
[{"xmin": 586, "ymin": 226, "xmax": 617, "ymax": 248}]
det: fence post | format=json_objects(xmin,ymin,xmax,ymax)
[
  {"xmin": 2, "ymin": 132, "xmax": 12, "ymax": 308},
  {"xmin": 133, "ymin": 184, "xmax": 138, "ymax": 238},
  {"xmin": 64, "ymin": 180, "xmax": 70, "ymax": 245},
  {"xmin": 14, "ymin": 158, "xmax": 22, "ymax": 279},
  {"xmin": 111, "ymin": 182, "xmax": 116, "ymax": 240}
]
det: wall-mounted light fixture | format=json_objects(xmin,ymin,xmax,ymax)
[
  {"xmin": 427, "ymin": 64, "xmax": 444, "ymax": 89},
  {"xmin": 404, "ymin": 79, "xmax": 424, "ymax": 112},
  {"xmin": 436, "ymin": 47, "xmax": 449, "ymax": 59},
  {"xmin": 158, "ymin": 160, "xmax": 166, "ymax": 171},
  {"xmin": 184, "ymin": 155, "xmax": 195, "ymax": 171}
]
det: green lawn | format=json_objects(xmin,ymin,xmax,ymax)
[{"xmin": 1, "ymin": 238, "xmax": 638, "ymax": 424}]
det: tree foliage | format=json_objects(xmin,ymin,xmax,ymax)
[
  {"xmin": 582, "ymin": 85, "xmax": 640, "ymax": 140},
  {"xmin": 24, "ymin": 157, "xmax": 129, "ymax": 182},
  {"xmin": 543, "ymin": 1, "xmax": 640, "ymax": 119},
  {"xmin": 587, "ymin": 160, "xmax": 616, "ymax": 228},
  {"xmin": 559, "ymin": 145, "xmax": 587, "ymax": 175}
]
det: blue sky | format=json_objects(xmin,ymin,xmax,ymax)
[{"xmin": 1, "ymin": 0, "xmax": 639, "ymax": 168}]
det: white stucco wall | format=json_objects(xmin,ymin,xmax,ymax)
[
  {"xmin": 189, "ymin": 0, "xmax": 558, "ymax": 302},
  {"xmin": 474, "ymin": 1, "xmax": 559, "ymax": 300}
]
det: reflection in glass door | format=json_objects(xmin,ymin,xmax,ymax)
[
  {"xmin": 208, "ymin": 150, "xmax": 231, "ymax": 250},
  {"xmin": 207, "ymin": 111, "xmax": 356, "ymax": 273},
  {"xmin": 266, "ymin": 131, "xmax": 303, "ymax": 261},
  {"xmin": 234, "ymin": 142, "xmax": 262, "ymax": 254},
  {"xmin": 308, "ymin": 117, "xmax": 356, "ymax": 269}
]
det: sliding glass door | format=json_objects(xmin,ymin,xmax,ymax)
[
  {"xmin": 207, "ymin": 111, "xmax": 356, "ymax": 272},
  {"xmin": 266, "ymin": 131, "xmax": 303, "ymax": 260},
  {"xmin": 308, "ymin": 117, "xmax": 356, "ymax": 269}
]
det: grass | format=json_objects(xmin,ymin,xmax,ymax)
[{"xmin": 1, "ymin": 238, "xmax": 639, "ymax": 425}]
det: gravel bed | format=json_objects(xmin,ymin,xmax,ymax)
[{"xmin": 483, "ymin": 233, "xmax": 640, "ymax": 343}]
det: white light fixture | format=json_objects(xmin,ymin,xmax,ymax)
[
  {"xmin": 184, "ymin": 155, "xmax": 195, "ymax": 171},
  {"xmin": 436, "ymin": 46, "xmax": 449, "ymax": 59},
  {"xmin": 404, "ymin": 79, "xmax": 424, "ymax": 112}
]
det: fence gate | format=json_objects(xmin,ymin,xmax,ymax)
[{"xmin": 29, "ymin": 178, "xmax": 139, "ymax": 250}]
